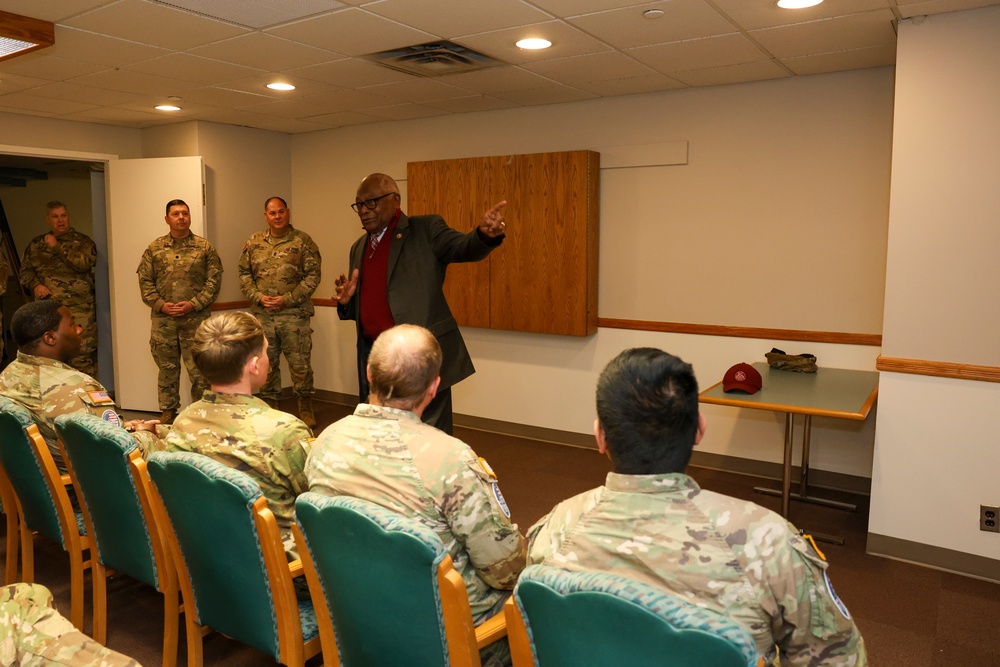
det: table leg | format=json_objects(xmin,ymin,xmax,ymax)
[
  {"xmin": 782, "ymin": 412, "xmax": 793, "ymax": 518},
  {"xmin": 799, "ymin": 414, "xmax": 812, "ymax": 498}
]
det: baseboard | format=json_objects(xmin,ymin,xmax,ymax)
[{"xmin": 866, "ymin": 533, "xmax": 1000, "ymax": 584}]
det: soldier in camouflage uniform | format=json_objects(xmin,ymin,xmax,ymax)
[
  {"xmin": 306, "ymin": 324, "xmax": 526, "ymax": 667},
  {"xmin": 238, "ymin": 197, "xmax": 321, "ymax": 429},
  {"xmin": 0, "ymin": 583, "xmax": 142, "ymax": 666},
  {"xmin": 164, "ymin": 312, "xmax": 311, "ymax": 560},
  {"xmin": 137, "ymin": 199, "xmax": 222, "ymax": 424},
  {"xmin": 19, "ymin": 201, "xmax": 98, "ymax": 376},
  {"xmin": 0, "ymin": 301, "xmax": 162, "ymax": 473},
  {"xmin": 527, "ymin": 348, "xmax": 867, "ymax": 667}
]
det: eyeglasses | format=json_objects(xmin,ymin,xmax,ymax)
[{"xmin": 351, "ymin": 192, "xmax": 396, "ymax": 213}]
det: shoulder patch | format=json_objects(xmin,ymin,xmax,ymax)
[
  {"xmin": 102, "ymin": 409, "xmax": 122, "ymax": 427},
  {"xmin": 824, "ymin": 570, "xmax": 851, "ymax": 619},
  {"xmin": 478, "ymin": 457, "xmax": 497, "ymax": 480},
  {"xmin": 88, "ymin": 390, "xmax": 115, "ymax": 405},
  {"xmin": 492, "ymin": 483, "xmax": 510, "ymax": 518}
]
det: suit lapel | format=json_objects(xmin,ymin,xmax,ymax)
[{"xmin": 387, "ymin": 212, "xmax": 408, "ymax": 281}]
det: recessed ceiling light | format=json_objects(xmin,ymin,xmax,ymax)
[
  {"xmin": 515, "ymin": 38, "xmax": 551, "ymax": 50},
  {"xmin": 267, "ymin": 82, "xmax": 296, "ymax": 91},
  {"xmin": 154, "ymin": 104, "xmax": 181, "ymax": 111},
  {"xmin": 643, "ymin": 9, "xmax": 664, "ymax": 19},
  {"xmin": 776, "ymin": 0, "xmax": 823, "ymax": 8}
]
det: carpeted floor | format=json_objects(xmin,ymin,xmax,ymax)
[{"xmin": 6, "ymin": 398, "xmax": 999, "ymax": 666}]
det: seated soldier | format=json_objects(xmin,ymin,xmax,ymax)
[
  {"xmin": 528, "ymin": 348, "xmax": 867, "ymax": 667},
  {"xmin": 306, "ymin": 324, "xmax": 526, "ymax": 667},
  {"xmin": 0, "ymin": 582, "xmax": 142, "ymax": 666},
  {"xmin": 0, "ymin": 300, "xmax": 161, "ymax": 473},
  {"xmin": 164, "ymin": 311, "xmax": 311, "ymax": 559}
]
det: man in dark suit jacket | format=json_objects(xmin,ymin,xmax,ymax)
[{"xmin": 335, "ymin": 173, "xmax": 507, "ymax": 434}]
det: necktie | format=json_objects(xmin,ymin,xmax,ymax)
[{"xmin": 368, "ymin": 234, "xmax": 379, "ymax": 259}]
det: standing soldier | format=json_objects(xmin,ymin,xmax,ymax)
[
  {"xmin": 137, "ymin": 199, "xmax": 222, "ymax": 424},
  {"xmin": 238, "ymin": 196, "xmax": 321, "ymax": 429},
  {"xmin": 19, "ymin": 201, "xmax": 98, "ymax": 375}
]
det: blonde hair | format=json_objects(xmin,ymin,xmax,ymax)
[
  {"xmin": 368, "ymin": 325, "xmax": 442, "ymax": 410},
  {"xmin": 192, "ymin": 312, "xmax": 265, "ymax": 385}
]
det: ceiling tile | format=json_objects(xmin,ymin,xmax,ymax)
[
  {"xmin": 0, "ymin": 72, "xmax": 61, "ymax": 95},
  {"xmin": 0, "ymin": 54, "xmax": 107, "ymax": 82},
  {"xmin": 28, "ymin": 81, "xmax": 148, "ymax": 107},
  {"xmin": 219, "ymin": 73, "xmax": 340, "ymax": 98},
  {"xmin": 780, "ymin": 44, "xmax": 897, "ymax": 76},
  {"xmin": 69, "ymin": 105, "xmax": 174, "ymax": 126},
  {"xmin": 238, "ymin": 98, "xmax": 331, "ymax": 119},
  {"xmin": 64, "ymin": 0, "xmax": 249, "ymax": 51},
  {"xmin": 47, "ymin": 27, "xmax": 173, "ymax": 68},
  {"xmin": 254, "ymin": 117, "xmax": 331, "ymax": 134},
  {"xmin": 670, "ymin": 59, "xmax": 792, "ymax": 87},
  {"xmin": 358, "ymin": 78, "xmax": 472, "ymax": 103},
  {"xmin": 567, "ymin": 0, "xmax": 736, "ymax": 49},
  {"xmin": 0, "ymin": 0, "xmax": 113, "ymax": 23},
  {"xmin": 367, "ymin": 0, "xmax": 551, "ymax": 38},
  {"xmin": 521, "ymin": 51, "xmax": 657, "ymax": 85},
  {"xmin": 710, "ymin": 0, "xmax": 888, "ymax": 31},
  {"xmin": 526, "ymin": 0, "xmax": 654, "ymax": 17},
  {"xmin": 418, "ymin": 94, "xmax": 519, "ymax": 113},
  {"xmin": 194, "ymin": 107, "xmax": 279, "ymax": 127},
  {"xmin": 72, "ymin": 68, "xmax": 197, "ymax": 97},
  {"xmin": 434, "ymin": 66, "xmax": 556, "ymax": 94},
  {"xmin": 174, "ymin": 85, "xmax": 273, "ymax": 108},
  {"xmin": 298, "ymin": 89, "xmax": 388, "ymax": 113},
  {"xmin": 628, "ymin": 33, "xmax": 769, "ymax": 73},
  {"xmin": 362, "ymin": 103, "xmax": 450, "ymax": 120},
  {"xmin": 896, "ymin": 0, "xmax": 1000, "ymax": 18},
  {"xmin": 454, "ymin": 21, "xmax": 612, "ymax": 64},
  {"xmin": 266, "ymin": 8, "xmax": 436, "ymax": 57},
  {"xmin": 155, "ymin": 0, "xmax": 345, "ymax": 29},
  {"xmin": 125, "ymin": 53, "xmax": 265, "ymax": 86},
  {"xmin": 0, "ymin": 93, "xmax": 98, "ymax": 115},
  {"xmin": 286, "ymin": 58, "xmax": 413, "ymax": 87},
  {"xmin": 301, "ymin": 110, "xmax": 383, "ymax": 127},
  {"xmin": 574, "ymin": 73, "xmax": 686, "ymax": 96},
  {"xmin": 491, "ymin": 85, "xmax": 599, "ymax": 106},
  {"xmin": 749, "ymin": 9, "xmax": 897, "ymax": 59},
  {"xmin": 189, "ymin": 33, "xmax": 342, "ymax": 71}
]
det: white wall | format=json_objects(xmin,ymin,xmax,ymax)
[
  {"xmin": 872, "ymin": 6, "xmax": 1000, "ymax": 561},
  {"xmin": 294, "ymin": 68, "xmax": 893, "ymax": 479}
]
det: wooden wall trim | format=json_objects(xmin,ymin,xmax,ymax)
[
  {"xmin": 876, "ymin": 356, "xmax": 1000, "ymax": 383},
  {"xmin": 598, "ymin": 318, "xmax": 882, "ymax": 346}
]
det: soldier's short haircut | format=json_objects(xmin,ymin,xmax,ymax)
[
  {"xmin": 165, "ymin": 199, "xmax": 189, "ymax": 215},
  {"xmin": 368, "ymin": 324, "xmax": 442, "ymax": 410},
  {"xmin": 596, "ymin": 348, "xmax": 700, "ymax": 475},
  {"xmin": 264, "ymin": 196, "xmax": 288, "ymax": 209},
  {"xmin": 45, "ymin": 200, "xmax": 67, "ymax": 212},
  {"xmin": 192, "ymin": 312, "xmax": 265, "ymax": 385},
  {"xmin": 11, "ymin": 300, "xmax": 65, "ymax": 350}
]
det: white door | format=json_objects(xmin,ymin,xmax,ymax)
[{"xmin": 106, "ymin": 157, "xmax": 205, "ymax": 412}]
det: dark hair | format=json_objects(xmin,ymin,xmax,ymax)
[
  {"xmin": 11, "ymin": 300, "xmax": 64, "ymax": 350},
  {"xmin": 46, "ymin": 200, "xmax": 67, "ymax": 212},
  {"xmin": 596, "ymin": 348, "xmax": 700, "ymax": 475},
  {"xmin": 165, "ymin": 199, "xmax": 189, "ymax": 215},
  {"xmin": 368, "ymin": 324, "xmax": 442, "ymax": 410},
  {"xmin": 264, "ymin": 196, "xmax": 288, "ymax": 209},
  {"xmin": 192, "ymin": 312, "xmax": 265, "ymax": 385}
]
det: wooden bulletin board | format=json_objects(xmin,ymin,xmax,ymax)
[{"xmin": 407, "ymin": 150, "xmax": 599, "ymax": 337}]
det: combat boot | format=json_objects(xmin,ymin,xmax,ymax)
[
  {"xmin": 159, "ymin": 408, "xmax": 177, "ymax": 425},
  {"xmin": 298, "ymin": 397, "xmax": 317, "ymax": 430}
]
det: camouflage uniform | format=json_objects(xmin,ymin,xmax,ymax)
[
  {"xmin": 528, "ymin": 473, "xmax": 867, "ymax": 667},
  {"xmin": 306, "ymin": 404, "xmax": 526, "ymax": 667},
  {"xmin": 0, "ymin": 583, "xmax": 142, "ymax": 666},
  {"xmin": 0, "ymin": 249, "xmax": 8, "ymax": 362},
  {"xmin": 164, "ymin": 391, "xmax": 311, "ymax": 557},
  {"xmin": 19, "ymin": 228, "xmax": 98, "ymax": 376},
  {"xmin": 137, "ymin": 234, "xmax": 222, "ymax": 411},
  {"xmin": 0, "ymin": 351, "xmax": 163, "ymax": 472},
  {"xmin": 237, "ymin": 227, "xmax": 321, "ymax": 401}
]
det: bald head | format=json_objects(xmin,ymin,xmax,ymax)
[
  {"xmin": 367, "ymin": 324, "xmax": 442, "ymax": 411},
  {"xmin": 358, "ymin": 173, "xmax": 399, "ymax": 197}
]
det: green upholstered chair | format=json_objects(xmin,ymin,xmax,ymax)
[
  {"xmin": 292, "ymin": 492, "xmax": 507, "ymax": 667},
  {"xmin": 0, "ymin": 397, "xmax": 95, "ymax": 633},
  {"xmin": 55, "ymin": 413, "xmax": 180, "ymax": 666},
  {"xmin": 0, "ymin": 463, "xmax": 20, "ymax": 585},
  {"xmin": 146, "ymin": 451, "xmax": 320, "ymax": 667},
  {"xmin": 506, "ymin": 565, "xmax": 760, "ymax": 667}
]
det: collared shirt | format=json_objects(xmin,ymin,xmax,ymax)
[{"xmin": 528, "ymin": 472, "xmax": 867, "ymax": 667}]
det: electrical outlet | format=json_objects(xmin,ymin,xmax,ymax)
[{"xmin": 982, "ymin": 505, "xmax": 1000, "ymax": 532}]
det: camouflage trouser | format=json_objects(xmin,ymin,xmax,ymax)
[
  {"xmin": 258, "ymin": 312, "xmax": 314, "ymax": 401},
  {"xmin": 0, "ymin": 583, "xmax": 141, "ymax": 666},
  {"xmin": 65, "ymin": 301, "xmax": 97, "ymax": 376},
  {"xmin": 477, "ymin": 592, "xmax": 512, "ymax": 667},
  {"xmin": 150, "ymin": 313, "xmax": 208, "ymax": 411}
]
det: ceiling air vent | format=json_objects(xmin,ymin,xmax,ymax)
[{"xmin": 363, "ymin": 41, "xmax": 504, "ymax": 77}]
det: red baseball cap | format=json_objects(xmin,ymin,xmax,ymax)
[{"xmin": 723, "ymin": 363, "xmax": 762, "ymax": 394}]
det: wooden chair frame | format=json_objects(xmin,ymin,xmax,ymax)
[{"xmin": 0, "ymin": 463, "xmax": 20, "ymax": 585}]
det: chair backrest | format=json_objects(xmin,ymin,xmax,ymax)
[
  {"xmin": 0, "ymin": 397, "xmax": 67, "ymax": 546},
  {"xmin": 55, "ymin": 413, "xmax": 160, "ymax": 590},
  {"xmin": 294, "ymin": 492, "xmax": 460, "ymax": 667},
  {"xmin": 510, "ymin": 565, "xmax": 759, "ymax": 667},
  {"xmin": 147, "ymin": 451, "xmax": 287, "ymax": 659}
]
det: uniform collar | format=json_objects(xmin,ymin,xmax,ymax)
[
  {"xmin": 353, "ymin": 402, "xmax": 422, "ymax": 423},
  {"xmin": 604, "ymin": 471, "xmax": 701, "ymax": 496},
  {"xmin": 15, "ymin": 351, "xmax": 75, "ymax": 372}
]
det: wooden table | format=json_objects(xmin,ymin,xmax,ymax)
[{"xmin": 699, "ymin": 362, "xmax": 879, "ymax": 543}]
